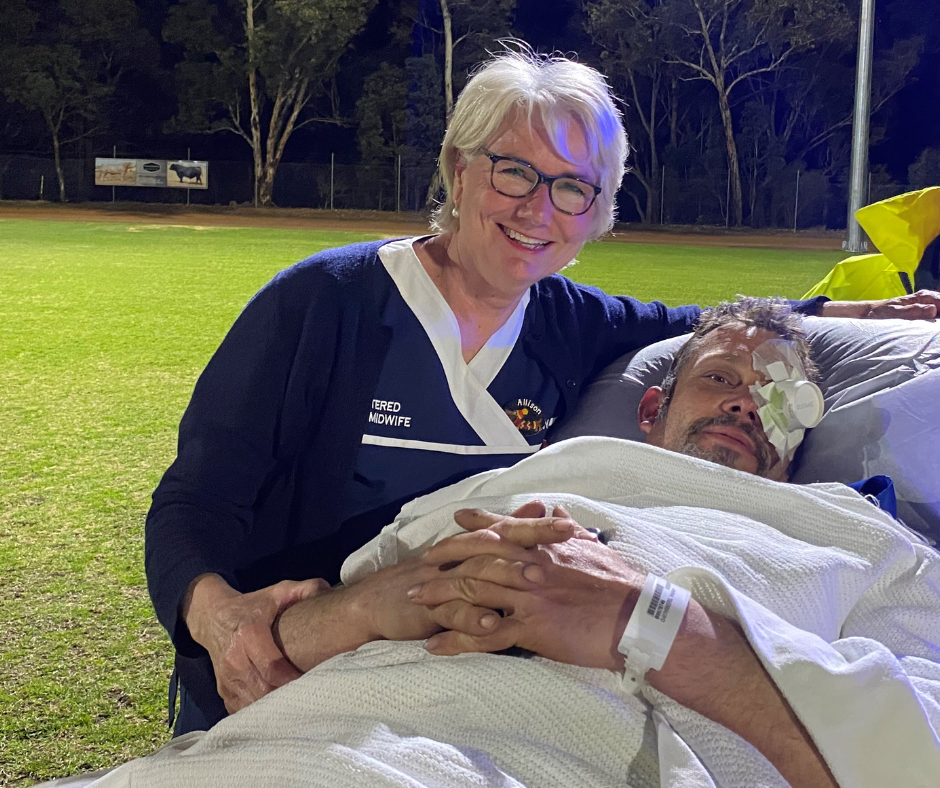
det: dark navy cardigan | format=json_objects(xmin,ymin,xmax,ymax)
[{"xmin": 145, "ymin": 239, "xmax": 826, "ymax": 723}]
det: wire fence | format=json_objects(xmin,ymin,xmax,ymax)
[
  {"xmin": 0, "ymin": 155, "xmax": 438, "ymax": 213},
  {"xmin": 633, "ymin": 166, "xmax": 931, "ymax": 231},
  {"xmin": 0, "ymin": 153, "xmax": 929, "ymax": 229}
]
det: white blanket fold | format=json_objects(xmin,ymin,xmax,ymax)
[{"xmin": 95, "ymin": 438, "xmax": 940, "ymax": 788}]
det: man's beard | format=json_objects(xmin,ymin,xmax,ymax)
[{"xmin": 677, "ymin": 414, "xmax": 772, "ymax": 477}]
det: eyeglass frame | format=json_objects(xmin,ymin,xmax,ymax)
[{"xmin": 483, "ymin": 151, "xmax": 602, "ymax": 216}]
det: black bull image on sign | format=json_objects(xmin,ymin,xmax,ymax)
[{"xmin": 169, "ymin": 164, "xmax": 203, "ymax": 184}]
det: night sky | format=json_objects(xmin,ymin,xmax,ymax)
[
  {"xmin": 512, "ymin": 0, "xmax": 940, "ymax": 180},
  {"xmin": 18, "ymin": 0, "xmax": 940, "ymax": 177},
  {"xmin": 869, "ymin": 0, "xmax": 940, "ymax": 176}
]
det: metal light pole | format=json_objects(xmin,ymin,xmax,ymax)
[{"xmin": 844, "ymin": 0, "xmax": 876, "ymax": 253}]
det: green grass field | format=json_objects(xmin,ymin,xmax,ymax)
[{"xmin": 0, "ymin": 217, "xmax": 845, "ymax": 786}]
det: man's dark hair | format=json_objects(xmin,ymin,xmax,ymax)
[{"xmin": 660, "ymin": 297, "xmax": 818, "ymax": 405}]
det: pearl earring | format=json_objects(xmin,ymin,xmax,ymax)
[{"xmin": 451, "ymin": 207, "xmax": 459, "ymax": 218}]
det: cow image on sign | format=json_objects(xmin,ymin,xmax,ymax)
[
  {"xmin": 166, "ymin": 160, "xmax": 209, "ymax": 190},
  {"xmin": 93, "ymin": 158, "xmax": 137, "ymax": 186},
  {"xmin": 170, "ymin": 163, "xmax": 202, "ymax": 184}
]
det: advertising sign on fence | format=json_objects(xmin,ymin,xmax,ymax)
[
  {"xmin": 94, "ymin": 158, "xmax": 208, "ymax": 189},
  {"xmin": 94, "ymin": 158, "xmax": 138, "ymax": 186},
  {"xmin": 136, "ymin": 160, "xmax": 168, "ymax": 187},
  {"xmin": 166, "ymin": 160, "xmax": 208, "ymax": 189}
]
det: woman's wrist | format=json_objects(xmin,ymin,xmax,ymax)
[{"xmin": 182, "ymin": 573, "xmax": 238, "ymax": 646}]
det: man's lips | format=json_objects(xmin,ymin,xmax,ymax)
[{"xmin": 702, "ymin": 426, "xmax": 756, "ymax": 455}]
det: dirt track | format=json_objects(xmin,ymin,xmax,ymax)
[{"xmin": 0, "ymin": 202, "xmax": 848, "ymax": 252}]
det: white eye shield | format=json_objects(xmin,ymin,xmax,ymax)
[{"xmin": 749, "ymin": 339, "xmax": 824, "ymax": 463}]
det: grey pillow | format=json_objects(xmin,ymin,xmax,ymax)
[{"xmin": 551, "ymin": 317, "xmax": 940, "ymax": 540}]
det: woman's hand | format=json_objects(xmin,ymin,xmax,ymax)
[
  {"xmin": 184, "ymin": 574, "xmax": 330, "ymax": 714},
  {"xmin": 410, "ymin": 511, "xmax": 643, "ymax": 670},
  {"xmin": 820, "ymin": 290, "xmax": 940, "ymax": 320}
]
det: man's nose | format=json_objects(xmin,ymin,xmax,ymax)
[{"xmin": 723, "ymin": 389, "xmax": 760, "ymax": 422}]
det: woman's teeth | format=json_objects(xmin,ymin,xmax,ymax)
[{"xmin": 503, "ymin": 226, "xmax": 549, "ymax": 249}]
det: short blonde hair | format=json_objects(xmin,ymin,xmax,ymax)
[{"xmin": 431, "ymin": 45, "xmax": 628, "ymax": 241}]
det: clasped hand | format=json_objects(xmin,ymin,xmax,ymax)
[
  {"xmin": 185, "ymin": 575, "xmax": 330, "ymax": 713},
  {"xmin": 409, "ymin": 502, "xmax": 644, "ymax": 671}
]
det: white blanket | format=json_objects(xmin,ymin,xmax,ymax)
[{"xmin": 94, "ymin": 438, "xmax": 940, "ymax": 788}]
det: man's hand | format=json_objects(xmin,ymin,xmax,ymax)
[
  {"xmin": 417, "ymin": 507, "xmax": 839, "ymax": 788},
  {"xmin": 409, "ymin": 528, "xmax": 643, "ymax": 670},
  {"xmin": 453, "ymin": 500, "xmax": 601, "ymax": 547},
  {"xmin": 349, "ymin": 557, "xmax": 451, "ymax": 642},
  {"xmin": 184, "ymin": 574, "xmax": 329, "ymax": 713},
  {"xmin": 820, "ymin": 289, "xmax": 939, "ymax": 320}
]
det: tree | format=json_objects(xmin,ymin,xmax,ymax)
[
  {"xmin": 909, "ymin": 148, "xmax": 940, "ymax": 189},
  {"xmin": 736, "ymin": 35, "xmax": 920, "ymax": 225},
  {"xmin": 390, "ymin": 0, "xmax": 513, "ymax": 205},
  {"xmin": 585, "ymin": 0, "xmax": 676, "ymax": 223},
  {"xmin": 0, "ymin": 0, "xmax": 154, "ymax": 202},
  {"xmin": 164, "ymin": 0, "xmax": 377, "ymax": 206},
  {"xmin": 356, "ymin": 63, "xmax": 408, "ymax": 163},
  {"xmin": 399, "ymin": 0, "xmax": 515, "ymax": 120},
  {"xmin": 437, "ymin": 0, "xmax": 515, "ymax": 118},
  {"xmin": 657, "ymin": 0, "xmax": 852, "ymax": 225},
  {"xmin": 356, "ymin": 55, "xmax": 445, "ymax": 209}
]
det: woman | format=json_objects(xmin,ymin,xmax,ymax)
[{"xmin": 146, "ymin": 47, "xmax": 939, "ymax": 735}]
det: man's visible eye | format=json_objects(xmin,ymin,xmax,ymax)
[{"xmin": 705, "ymin": 373, "xmax": 731, "ymax": 385}]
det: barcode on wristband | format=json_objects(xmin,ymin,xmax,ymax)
[{"xmin": 647, "ymin": 578, "xmax": 674, "ymax": 623}]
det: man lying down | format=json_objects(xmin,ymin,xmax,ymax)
[{"xmin": 91, "ymin": 299, "xmax": 940, "ymax": 788}]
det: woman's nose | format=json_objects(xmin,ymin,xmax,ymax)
[{"xmin": 517, "ymin": 182, "xmax": 554, "ymax": 223}]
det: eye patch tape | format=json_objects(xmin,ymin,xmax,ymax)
[{"xmin": 748, "ymin": 339, "xmax": 824, "ymax": 463}]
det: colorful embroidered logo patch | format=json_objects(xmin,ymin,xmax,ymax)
[{"xmin": 502, "ymin": 398, "xmax": 545, "ymax": 436}]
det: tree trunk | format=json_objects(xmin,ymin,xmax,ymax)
[
  {"xmin": 51, "ymin": 129, "xmax": 66, "ymax": 203},
  {"xmin": 246, "ymin": 0, "xmax": 264, "ymax": 207},
  {"xmin": 646, "ymin": 76, "xmax": 660, "ymax": 225},
  {"xmin": 669, "ymin": 79, "xmax": 678, "ymax": 148},
  {"xmin": 646, "ymin": 153, "xmax": 659, "ymax": 224},
  {"xmin": 715, "ymin": 87, "xmax": 743, "ymax": 226},
  {"xmin": 439, "ymin": 0, "xmax": 454, "ymax": 118},
  {"xmin": 257, "ymin": 162, "xmax": 277, "ymax": 206}
]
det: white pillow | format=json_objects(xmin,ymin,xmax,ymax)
[{"xmin": 550, "ymin": 317, "xmax": 940, "ymax": 540}]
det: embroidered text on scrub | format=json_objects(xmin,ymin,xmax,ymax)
[{"xmin": 748, "ymin": 339, "xmax": 824, "ymax": 463}]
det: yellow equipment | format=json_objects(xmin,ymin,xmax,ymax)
[{"xmin": 802, "ymin": 187, "xmax": 940, "ymax": 301}]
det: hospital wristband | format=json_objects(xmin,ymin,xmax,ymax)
[{"xmin": 617, "ymin": 573, "xmax": 691, "ymax": 688}]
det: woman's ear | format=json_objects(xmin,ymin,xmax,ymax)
[
  {"xmin": 452, "ymin": 152, "xmax": 467, "ymax": 208},
  {"xmin": 637, "ymin": 387, "xmax": 667, "ymax": 436}
]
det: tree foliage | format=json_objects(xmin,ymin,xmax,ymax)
[
  {"xmin": 584, "ymin": 0, "xmax": 922, "ymax": 227},
  {"xmin": 0, "ymin": 0, "xmax": 931, "ymax": 224},
  {"xmin": 0, "ymin": 0, "xmax": 155, "ymax": 201},
  {"xmin": 164, "ymin": 0, "xmax": 377, "ymax": 205}
]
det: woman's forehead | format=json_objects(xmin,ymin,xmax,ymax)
[{"xmin": 487, "ymin": 111, "xmax": 595, "ymax": 171}]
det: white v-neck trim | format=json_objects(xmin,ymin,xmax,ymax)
[
  {"xmin": 467, "ymin": 287, "xmax": 530, "ymax": 388},
  {"xmin": 378, "ymin": 238, "xmax": 531, "ymax": 449}
]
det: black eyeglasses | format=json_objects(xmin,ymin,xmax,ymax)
[{"xmin": 484, "ymin": 152, "xmax": 602, "ymax": 216}]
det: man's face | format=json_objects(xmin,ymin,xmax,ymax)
[{"xmin": 638, "ymin": 325, "xmax": 792, "ymax": 480}]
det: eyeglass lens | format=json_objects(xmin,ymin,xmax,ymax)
[{"xmin": 491, "ymin": 159, "xmax": 596, "ymax": 215}]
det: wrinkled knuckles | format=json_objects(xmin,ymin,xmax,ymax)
[{"xmin": 456, "ymin": 576, "xmax": 481, "ymax": 599}]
